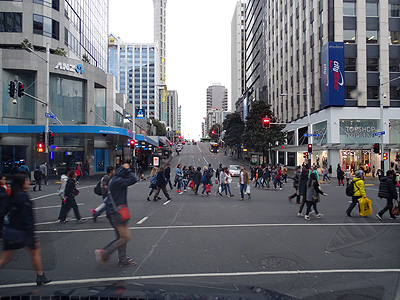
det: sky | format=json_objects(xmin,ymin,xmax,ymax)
[{"xmin": 109, "ymin": 0, "xmax": 238, "ymax": 140}]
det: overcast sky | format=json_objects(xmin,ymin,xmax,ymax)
[{"xmin": 109, "ymin": 0, "xmax": 238, "ymax": 139}]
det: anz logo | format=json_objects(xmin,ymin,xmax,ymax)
[{"xmin": 55, "ymin": 62, "xmax": 85, "ymax": 75}]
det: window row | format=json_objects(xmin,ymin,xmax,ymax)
[
  {"xmin": 33, "ymin": 14, "xmax": 59, "ymax": 40},
  {"xmin": 344, "ymin": 30, "xmax": 400, "ymax": 45},
  {"xmin": 344, "ymin": 3, "xmax": 400, "ymax": 18}
]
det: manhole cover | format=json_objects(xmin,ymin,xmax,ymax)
[
  {"xmin": 339, "ymin": 250, "xmax": 373, "ymax": 259},
  {"xmin": 260, "ymin": 257, "xmax": 298, "ymax": 269}
]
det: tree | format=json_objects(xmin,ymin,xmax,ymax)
[
  {"xmin": 209, "ymin": 124, "xmax": 222, "ymax": 142},
  {"xmin": 21, "ymin": 39, "xmax": 32, "ymax": 50},
  {"xmin": 54, "ymin": 47, "xmax": 67, "ymax": 57},
  {"xmin": 82, "ymin": 54, "xmax": 90, "ymax": 63},
  {"xmin": 152, "ymin": 119, "xmax": 167, "ymax": 136},
  {"xmin": 223, "ymin": 112, "xmax": 245, "ymax": 158},
  {"xmin": 242, "ymin": 100, "xmax": 286, "ymax": 164}
]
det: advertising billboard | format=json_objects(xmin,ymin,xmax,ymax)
[{"xmin": 321, "ymin": 42, "xmax": 345, "ymax": 108}]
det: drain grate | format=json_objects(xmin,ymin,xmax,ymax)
[{"xmin": 260, "ymin": 257, "xmax": 298, "ymax": 269}]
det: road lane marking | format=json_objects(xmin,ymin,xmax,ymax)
[
  {"xmin": 34, "ymin": 203, "xmax": 84, "ymax": 210},
  {"xmin": 35, "ymin": 215, "xmax": 106, "ymax": 226},
  {"xmin": 136, "ymin": 217, "xmax": 148, "ymax": 224},
  {"xmin": 35, "ymin": 222, "xmax": 400, "ymax": 233},
  {"xmin": 31, "ymin": 185, "xmax": 96, "ymax": 201},
  {"xmin": 1, "ymin": 268, "xmax": 399, "ymax": 289},
  {"xmin": 163, "ymin": 200, "xmax": 171, "ymax": 206}
]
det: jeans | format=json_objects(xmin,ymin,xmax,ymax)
[
  {"xmin": 289, "ymin": 189, "xmax": 300, "ymax": 202},
  {"xmin": 59, "ymin": 196, "xmax": 82, "ymax": 221},
  {"xmin": 346, "ymin": 195, "xmax": 361, "ymax": 216},
  {"xmin": 240, "ymin": 184, "xmax": 247, "ymax": 199},
  {"xmin": 177, "ymin": 177, "xmax": 183, "ymax": 190},
  {"xmin": 305, "ymin": 201, "xmax": 319, "ymax": 216},
  {"xmin": 255, "ymin": 178, "xmax": 263, "ymax": 188},
  {"xmin": 219, "ymin": 183, "xmax": 226, "ymax": 194},
  {"xmin": 201, "ymin": 183, "xmax": 207, "ymax": 194},
  {"xmin": 166, "ymin": 177, "xmax": 173, "ymax": 189},
  {"xmin": 263, "ymin": 178, "xmax": 270, "ymax": 189},
  {"xmin": 225, "ymin": 183, "xmax": 232, "ymax": 196},
  {"xmin": 103, "ymin": 213, "xmax": 131, "ymax": 263},
  {"xmin": 34, "ymin": 180, "xmax": 41, "ymax": 191},
  {"xmin": 378, "ymin": 198, "xmax": 395, "ymax": 218},
  {"xmin": 322, "ymin": 174, "xmax": 330, "ymax": 181},
  {"xmin": 298, "ymin": 195, "xmax": 306, "ymax": 214},
  {"xmin": 42, "ymin": 174, "xmax": 47, "ymax": 185},
  {"xmin": 183, "ymin": 179, "xmax": 188, "ymax": 190}
]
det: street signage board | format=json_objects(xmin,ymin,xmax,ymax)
[
  {"xmin": 45, "ymin": 112, "xmax": 56, "ymax": 119},
  {"xmin": 153, "ymin": 156, "xmax": 160, "ymax": 166},
  {"xmin": 303, "ymin": 133, "xmax": 320, "ymax": 137},
  {"xmin": 372, "ymin": 131, "xmax": 385, "ymax": 137}
]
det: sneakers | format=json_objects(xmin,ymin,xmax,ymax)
[
  {"xmin": 316, "ymin": 214, "xmax": 324, "ymax": 219},
  {"xmin": 76, "ymin": 218, "xmax": 86, "ymax": 223},
  {"xmin": 304, "ymin": 215, "xmax": 310, "ymax": 221},
  {"xmin": 239, "ymin": 198, "xmax": 243, "ymax": 201},
  {"xmin": 147, "ymin": 196, "xmax": 151, "ymax": 201},
  {"xmin": 376, "ymin": 214, "xmax": 383, "ymax": 221},
  {"xmin": 36, "ymin": 273, "xmax": 51, "ymax": 286},
  {"xmin": 118, "ymin": 257, "xmax": 137, "ymax": 267},
  {"xmin": 201, "ymin": 194, "xmax": 205, "ymax": 197},
  {"xmin": 167, "ymin": 197, "xmax": 172, "ymax": 201},
  {"xmin": 95, "ymin": 249, "xmax": 108, "ymax": 267},
  {"xmin": 297, "ymin": 213, "xmax": 302, "ymax": 217},
  {"xmin": 90, "ymin": 209, "xmax": 97, "ymax": 222}
]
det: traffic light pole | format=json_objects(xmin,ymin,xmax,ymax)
[
  {"xmin": 379, "ymin": 72, "xmax": 384, "ymax": 174},
  {"xmin": 45, "ymin": 43, "xmax": 50, "ymax": 155}
]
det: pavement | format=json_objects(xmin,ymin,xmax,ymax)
[{"xmin": 0, "ymin": 142, "xmax": 399, "ymax": 299}]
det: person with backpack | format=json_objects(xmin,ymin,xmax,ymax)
[
  {"xmin": 217, "ymin": 167, "xmax": 227, "ymax": 196},
  {"xmin": 289, "ymin": 166, "xmax": 301, "ymax": 203},
  {"xmin": 33, "ymin": 167, "xmax": 42, "ymax": 192},
  {"xmin": 153, "ymin": 167, "xmax": 172, "ymax": 202},
  {"xmin": 57, "ymin": 168, "xmax": 70, "ymax": 221},
  {"xmin": 346, "ymin": 170, "xmax": 366, "ymax": 217},
  {"xmin": 146, "ymin": 167, "xmax": 159, "ymax": 201},
  {"xmin": 304, "ymin": 172, "xmax": 327, "ymax": 220},
  {"xmin": 193, "ymin": 167, "xmax": 202, "ymax": 195},
  {"xmin": 91, "ymin": 166, "xmax": 115, "ymax": 222},
  {"xmin": 376, "ymin": 170, "xmax": 398, "ymax": 221}
]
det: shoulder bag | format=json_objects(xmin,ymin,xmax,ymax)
[{"xmin": 107, "ymin": 179, "xmax": 131, "ymax": 223}]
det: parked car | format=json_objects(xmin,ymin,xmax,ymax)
[{"xmin": 229, "ymin": 165, "xmax": 240, "ymax": 177}]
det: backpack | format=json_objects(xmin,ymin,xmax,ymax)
[
  {"xmin": 150, "ymin": 173, "xmax": 158, "ymax": 186},
  {"xmin": 346, "ymin": 180, "xmax": 359, "ymax": 197},
  {"xmin": 208, "ymin": 167, "xmax": 214, "ymax": 177},
  {"xmin": 201, "ymin": 173, "xmax": 207, "ymax": 184},
  {"xmin": 94, "ymin": 181, "xmax": 103, "ymax": 196}
]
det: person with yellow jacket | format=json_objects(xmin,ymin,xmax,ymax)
[{"xmin": 346, "ymin": 170, "xmax": 367, "ymax": 217}]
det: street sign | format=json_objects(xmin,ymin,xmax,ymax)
[
  {"xmin": 45, "ymin": 112, "xmax": 56, "ymax": 119},
  {"xmin": 372, "ymin": 131, "xmax": 385, "ymax": 137},
  {"xmin": 303, "ymin": 133, "xmax": 320, "ymax": 137}
]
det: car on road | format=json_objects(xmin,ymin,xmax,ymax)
[
  {"xmin": 229, "ymin": 165, "xmax": 240, "ymax": 177},
  {"xmin": 193, "ymin": 141, "xmax": 197, "ymax": 145}
]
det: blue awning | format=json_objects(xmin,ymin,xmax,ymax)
[{"xmin": 135, "ymin": 134, "xmax": 159, "ymax": 147}]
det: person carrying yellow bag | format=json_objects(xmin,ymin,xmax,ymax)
[{"xmin": 346, "ymin": 170, "xmax": 366, "ymax": 217}]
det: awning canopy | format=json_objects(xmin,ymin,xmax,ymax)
[{"xmin": 135, "ymin": 134, "xmax": 159, "ymax": 147}]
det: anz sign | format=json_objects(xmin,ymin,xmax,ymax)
[{"xmin": 55, "ymin": 62, "xmax": 85, "ymax": 75}]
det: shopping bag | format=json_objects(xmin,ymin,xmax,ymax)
[
  {"xmin": 392, "ymin": 200, "xmax": 400, "ymax": 216},
  {"xmin": 188, "ymin": 180, "xmax": 194, "ymax": 189},
  {"xmin": 245, "ymin": 185, "xmax": 251, "ymax": 195},
  {"xmin": 218, "ymin": 185, "xmax": 223, "ymax": 193},
  {"xmin": 205, "ymin": 184, "xmax": 211, "ymax": 193},
  {"xmin": 215, "ymin": 179, "xmax": 218, "ymax": 185},
  {"xmin": 358, "ymin": 197, "xmax": 373, "ymax": 217}
]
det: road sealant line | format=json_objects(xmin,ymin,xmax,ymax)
[
  {"xmin": 31, "ymin": 185, "xmax": 96, "ymax": 201},
  {"xmin": 136, "ymin": 217, "xmax": 148, "ymax": 224},
  {"xmin": 1, "ymin": 268, "xmax": 400, "ymax": 289}
]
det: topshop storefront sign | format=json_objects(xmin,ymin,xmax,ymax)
[{"xmin": 55, "ymin": 62, "xmax": 85, "ymax": 74}]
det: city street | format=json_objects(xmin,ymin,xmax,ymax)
[{"xmin": 0, "ymin": 143, "xmax": 399, "ymax": 299}]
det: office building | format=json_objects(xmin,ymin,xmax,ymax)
[
  {"xmin": 177, "ymin": 105, "xmax": 182, "ymax": 135},
  {"xmin": 108, "ymin": 35, "xmax": 160, "ymax": 119},
  {"xmin": 206, "ymin": 83, "xmax": 228, "ymax": 111},
  {"xmin": 258, "ymin": 0, "xmax": 400, "ymax": 171},
  {"xmin": 231, "ymin": 0, "xmax": 246, "ymax": 112},
  {"xmin": 166, "ymin": 90, "xmax": 178, "ymax": 135}
]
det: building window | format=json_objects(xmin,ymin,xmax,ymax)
[
  {"xmin": 367, "ymin": 58, "xmax": 379, "ymax": 71},
  {"xmin": 390, "ymin": 4, "xmax": 400, "ymax": 17},
  {"xmin": 33, "ymin": 14, "xmax": 59, "ymax": 40},
  {"xmin": 390, "ymin": 86, "xmax": 400, "ymax": 100},
  {"xmin": 366, "ymin": 3, "xmax": 378, "ymax": 17},
  {"xmin": 343, "ymin": 2, "xmax": 356, "ymax": 16},
  {"xmin": 345, "ymin": 86, "xmax": 357, "ymax": 99},
  {"xmin": 366, "ymin": 30, "xmax": 378, "ymax": 44},
  {"xmin": 389, "ymin": 59, "xmax": 400, "ymax": 72},
  {"xmin": 389, "ymin": 31, "xmax": 400, "ymax": 45},
  {"xmin": 33, "ymin": 0, "xmax": 59, "ymax": 11},
  {"xmin": 343, "ymin": 29, "xmax": 356, "ymax": 43},
  {"xmin": 344, "ymin": 58, "xmax": 356, "ymax": 71},
  {"xmin": 0, "ymin": 12, "xmax": 22, "ymax": 32},
  {"xmin": 367, "ymin": 86, "xmax": 379, "ymax": 99}
]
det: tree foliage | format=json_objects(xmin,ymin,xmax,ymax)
[
  {"xmin": 242, "ymin": 100, "xmax": 286, "ymax": 153},
  {"xmin": 209, "ymin": 124, "xmax": 222, "ymax": 142},
  {"xmin": 223, "ymin": 112, "xmax": 245, "ymax": 147},
  {"xmin": 82, "ymin": 54, "xmax": 90, "ymax": 63},
  {"xmin": 21, "ymin": 39, "xmax": 32, "ymax": 50},
  {"xmin": 54, "ymin": 47, "xmax": 67, "ymax": 57},
  {"xmin": 152, "ymin": 119, "xmax": 167, "ymax": 136}
]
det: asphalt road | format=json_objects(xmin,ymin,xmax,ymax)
[{"xmin": 1, "ymin": 142, "xmax": 399, "ymax": 299}]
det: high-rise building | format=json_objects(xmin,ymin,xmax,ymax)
[
  {"xmin": 256, "ymin": 1, "xmax": 400, "ymax": 170},
  {"xmin": 231, "ymin": 0, "xmax": 246, "ymax": 112},
  {"xmin": 166, "ymin": 90, "xmax": 178, "ymax": 133},
  {"xmin": 177, "ymin": 105, "xmax": 182, "ymax": 135},
  {"xmin": 108, "ymin": 35, "xmax": 160, "ymax": 119},
  {"xmin": 206, "ymin": 83, "xmax": 228, "ymax": 112}
]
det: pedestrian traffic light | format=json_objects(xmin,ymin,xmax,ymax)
[
  {"xmin": 37, "ymin": 143, "xmax": 44, "ymax": 153},
  {"xmin": 8, "ymin": 81, "xmax": 15, "ymax": 98},
  {"xmin": 17, "ymin": 82, "xmax": 24, "ymax": 97},
  {"xmin": 39, "ymin": 131, "xmax": 45, "ymax": 143},
  {"xmin": 303, "ymin": 152, "xmax": 308, "ymax": 159},
  {"xmin": 48, "ymin": 131, "xmax": 54, "ymax": 145},
  {"xmin": 308, "ymin": 144, "xmax": 313, "ymax": 153},
  {"xmin": 383, "ymin": 153, "xmax": 388, "ymax": 160},
  {"xmin": 373, "ymin": 143, "xmax": 380, "ymax": 154},
  {"xmin": 262, "ymin": 118, "xmax": 270, "ymax": 128},
  {"xmin": 130, "ymin": 139, "xmax": 135, "ymax": 150}
]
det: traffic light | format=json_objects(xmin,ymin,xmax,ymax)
[
  {"xmin": 17, "ymin": 82, "xmax": 24, "ymax": 97},
  {"xmin": 373, "ymin": 143, "xmax": 380, "ymax": 154},
  {"xmin": 130, "ymin": 139, "xmax": 135, "ymax": 150},
  {"xmin": 48, "ymin": 131, "xmax": 54, "ymax": 146},
  {"xmin": 39, "ymin": 131, "xmax": 45, "ymax": 144},
  {"xmin": 211, "ymin": 130, "xmax": 215, "ymax": 135},
  {"xmin": 303, "ymin": 152, "xmax": 308, "ymax": 159},
  {"xmin": 383, "ymin": 153, "xmax": 389, "ymax": 160},
  {"xmin": 8, "ymin": 81, "xmax": 15, "ymax": 98},
  {"xmin": 37, "ymin": 143, "xmax": 44, "ymax": 153},
  {"xmin": 308, "ymin": 144, "xmax": 313, "ymax": 153},
  {"xmin": 262, "ymin": 118, "xmax": 270, "ymax": 128}
]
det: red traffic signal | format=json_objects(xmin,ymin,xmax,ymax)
[
  {"xmin": 37, "ymin": 143, "xmax": 44, "ymax": 152},
  {"xmin": 303, "ymin": 152, "xmax": 308, "ymax": 159},
  {"xmin": 383, "ymin": 153, "xmax": 389, "ymax": 160},
  {"xmin": 262, "ymin": 118, "xmax": 270, "ymax": 128},
  {"xmin": 373, "ymin": 143, "xmax": 380, "ymax": 154},
  {"xmin": 130, "ymin": 140, "xmax": 135, "ymax": 150},
  {"xmin": 211, "ymin": 130, "xmax": 215, "ymax": 135},
  {"xmin": 308, "ymin": 144, "xmax": 313, "ymax": 153},
  {"xmin": 17, "ymin": 82, "xmax": 24, "ymax": 97}
]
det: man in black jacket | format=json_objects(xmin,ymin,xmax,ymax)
[
  {"xmin": 376, "ymin": 170, "xmax": 398, "ymax": 220},
  {"xmin": 153, "ymin": 167, "xmax": 172, "ymax": 201},
  {"xmin": 165, "ymin": 164, "xmax": 173, "ymax": 189},
  {"xmin": 95, "ymin": 163, "xmax": 137, "ymax": 267}
]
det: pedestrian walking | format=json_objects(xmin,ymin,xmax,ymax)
[
  {"xmin": 39, "ymin": 162, "xmax": 47, "ymax": 185},
  {"xmin": 263, "ymin": 166, "xmax": 271, "ymax": 190},
  {"xmin": 277, "ymin": 167, "xmax": 283, "ymax": 190},
  {"xmin": 57, "ymin": 168, "xmax": 69, "ymax": 221},
  {"xmin": 271, "ymin": 166, "xmax": 278, "ymax": 190},
  {"xmin": 95, "ymin": 163, "xmax": 137, "ymax": 267},
  {"xmin": 372, "ymin": 165, "xmax": 376, "ymax": 178},
  {"xmin": 217, "ymin": 167, "xmax": 226, "ymax": 196},
  {"xmin": 304, "ymin": 172, "xmax": 327, "ymax": 220},
  {"xmin": 328, "ymin": 165, "xmax": 333, "ymax": 179},
  {"xmin": 33, "ymin": 167, "xmax": 42, "ymax": 192},
  {"xmin": 376, "ymin": 170, "xmax": 398, "ymax": 221},
  {"xmin": 138, "ymin": 165, "xmax": 145, "ymax": 181},
  {"xmin": 322, "ymin": 166, "xmax": 330, "ymax": 182},
  {"xmin": 188, "ymin": 166, "xmax": 195, "ymax": 190},
  {"xmin": 308, "ymin": 165, "xmax": 320, "ymax": 180},
  {"xmin": 223, "ymin": 168, "xmax": 234, "ymax": 197},
  {"xmin": 146, "ymin": 167, "xmax": 159, "ymax": 201},
  {"xmin": 75, "ymin": 164, "xmax": 82, "ymax": 183},
  {"xmin": 10, "ymin": 163, "xmax": 19, "ymax": 176},
  {"xmin": 216, "ymin": 164, "xmax": 223, "ymax": 184},
  {"xmin": 239, "ymin": 165, "xmax": 250, "ymax": 201},
  {"xmin": 165, "ymin": 164, "xmax": 173, "ymax": 189},
  {"xmin": 0, "ymin": 174, "xmax": 10, "ymax": 241},
  {"xmin": 376, "ymin": 169, "xmax": 382, "ymax": 181},
  {"xmin": 83, "ymin": 160, "xmax": 90, "ymax": 180},
  {"xmin": 59, "ymin": 170, "xmax": 85, "ymax": 223},
  {"xmin": 346, "ymin": 170, "xmax": 366, "ymax": 217},
  {"xmin": 297, "ymin": 168, "xmax": 309, "ymax": 217},
  {"xmin": 208, "ymin": 164, "xmax": 214, "ymax": 187},
  {"xmin": 182, "ymin": 166, "xmax": 189, "ymax": 191},
  {"xmin": 193, "ymin": 167, "xmax": 202, "ymax": 195},
  {"xmin": 175, "ymin": 164, "xmax": 184, "ymax": 194},
  {"xmin": 18, "ymin": 162, "xmax": 30, "ymax": 175},
  {"xmin": 201, "ymin": 166, "xmax": 211, "ymax": 197},
  {"xmin": 255, "ymin": 166, "xmax": 264, "ymax": 188},
  {"xmin": 283, "ymin": 165, "xmax": 288, "ymax": 183},
  {"xmin": 0, "ymin": 174, "xmax": 51, "ymax": 286},
  {"xmin": 153, "ymin": 167, "xmax": 172, "ymax": 201},
  {"xmin": 345, "ymin": 167, "xmax": 352, "ymax": 186},
  {"xmin": 337, "ymin": 164, "xmax": 345, "ymax": 186},
  {"xmin": 91, "ymin": 166, "xmax": 115, "ymax": 221},
  {"xmin": 289, "ymin": 166, "xmax": 301, "ymax": 203}
]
